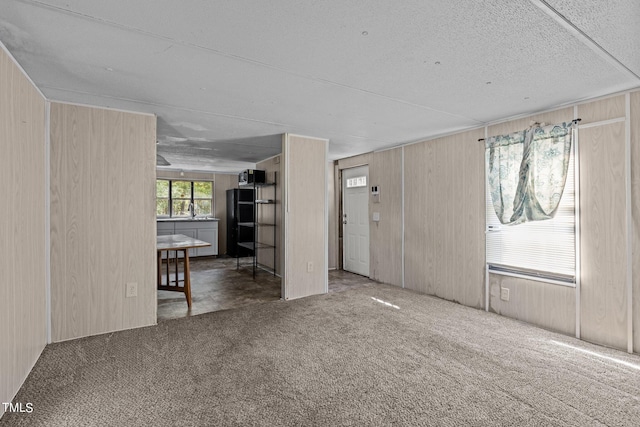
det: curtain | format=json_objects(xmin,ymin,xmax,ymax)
[{"xmin": 486, "ymin": 122, "xmax": 573, "ymax": 225}]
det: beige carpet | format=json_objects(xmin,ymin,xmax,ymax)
[{"xmin": 3, "ymin": 283, "xmax": 640, "ymax": 426}]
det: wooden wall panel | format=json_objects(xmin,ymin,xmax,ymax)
[
  {"xmin": 578, "ymin": 121, "xmax": 627, "ymax": 349},
  {"xmin": 487, "ymin": 107, "xmax": 574, "ymax": 137},
  {"xmin": 337, "ymin": 153, "xmax": 372, "ymax": 170},
  {"xmin": 632, "ymin": 90, "xmax": 640, "ymax": 353},
  {"xmin": 578, "ymin": 94, "xmax": 626, "ymax": 124},
  {"xmin": 104, "ymin": 110, "xmax": 125, "ymax": 333},
  {"xmin": 88, "ymin": 108, "xmax": 106, "ymax": 334},
  {"xmin": 50, "ymin": 102, "xmax": 156, "ymax": 342},
  {"xmin": 143, "ymin": 116, "xmax": 158, "ymax": 321},
  {"xmin": 404, "ymin": 128, "xmax": 485, "ymax": 308},
  {"xmin": 0, "ymin": 47, "xmax": 46, "ymax": 415},
  {"xmin": 283, "ymin": 135, "xmax": 327, "ymax": 300},
  {"xmin": 489, "ymin": 276, "xmax": 576, "ymax": 335},
  {"xmin": 370, "ymin": 149, "xmax": 403, "ymax": 286},
  {"xmin": 328, "ymin": 162, "xmax": 338, "ymax": 269},
  {"xmin": 256, "ymin": 156, "xmax": 282, "ymax": 275}
]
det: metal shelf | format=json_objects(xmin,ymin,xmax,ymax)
[
  {"xmin": 238, "ymin": 242, "xmax": 275, "ymax": 250},
  {"xmin": 236, "ymin": 171, "xmax": 277, "ymax": 278}
]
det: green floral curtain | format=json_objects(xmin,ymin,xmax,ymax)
[{"xmin": 486, "ymin": 122, "xmax": 574, "ymax": 225}]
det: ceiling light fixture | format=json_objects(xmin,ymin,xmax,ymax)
[
  {"xmin": 105, "ymin": 67, "xmax": 114, "ymax": 72},
  {"xmin": 361, "ymin": 31, "xmax": 368, "ymax": 36}
]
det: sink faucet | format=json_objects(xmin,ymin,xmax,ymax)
[{"xmin": 188, "ymin": 202, "xmax": 195, "ymax": 218}]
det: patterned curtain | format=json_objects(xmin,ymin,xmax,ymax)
[{"xmin": 486, "ymin": 122, "xmax": 574, "ymax": 225}]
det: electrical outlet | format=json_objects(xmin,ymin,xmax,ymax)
[
  {"xmin": 126, "ymin": 282, "xmax": 138, "ymax": 298},
  {"xmin": 307, "ymin": 262, "xmax": 314, "ymax": 273},
  {"xmin": 500, "ymin": 287, "xmax": 510, "ymax": 301}
]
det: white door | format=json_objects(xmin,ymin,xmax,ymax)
[{"xmin": 342, "ymin": 166, "xmax": 369, "ymax": 276}]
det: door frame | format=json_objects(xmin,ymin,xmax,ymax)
[{"xmin": 340, "ymin": 165, "xmax": 370, "ymax": 276}]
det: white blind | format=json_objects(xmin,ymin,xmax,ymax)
[{"xmin": 485, "ymin": 146, "xmax": 576, "ymax": 283}]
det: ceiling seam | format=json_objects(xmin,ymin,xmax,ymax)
[
  {"xmin": 22, "ymin": 0, "xmax": 484, "ymax": 125},
  {"xmin": 530, "ymin": 0, "xmax": 640, "ymax": 81}
]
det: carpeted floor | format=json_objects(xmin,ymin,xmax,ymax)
[{"xmin": 3, "ymin": 283, "xmax": 640, "ymax": 426}]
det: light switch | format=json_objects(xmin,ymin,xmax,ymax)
[{"xmin": 372, "ymin": 212, "xmax": 380, "ymax": 222}]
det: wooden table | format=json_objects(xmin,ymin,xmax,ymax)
[{"xmin": 157, "ymin": 234, "xmax": 211, "ymax": 308}]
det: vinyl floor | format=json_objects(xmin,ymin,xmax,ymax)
[{"xmin": 157, "ymin": 256, "xmax": 372, "ymax": 321}]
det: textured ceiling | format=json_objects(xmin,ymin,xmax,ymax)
[{"xmin": 1, "ymin": 0, "xmax": 638, "ymax": 172}]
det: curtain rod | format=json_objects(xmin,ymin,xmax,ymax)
[{"xmin": 478, "ymin": 118, "xmax": 581, "ymax": 142}]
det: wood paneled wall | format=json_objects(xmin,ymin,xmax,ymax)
[
  {"xmin": 404, "ymin": 129, "xmax": 485, "ymax": 307},
  {"xmin": 328, "ymin": 162, "xmax": 338, "ymax": 269},
  {"xmin": 256, "ymin": 156, "xmax": 282, "ymax": 275},
  {"xmin": 577, "ymin": 95, "xmax": 629, "ymax": 350},
  {"xmin": 337, "ymin": 153, "xmax": 372, "ymax": 170},
  {"xmin": 335, "ymin": 92, "xmax": 640, "ymax": 352},
  {"xmin": 50, "ymin": 102, "xmax": 156, "ymax": 342},
  {"xmin": 632, "ymin": 91, "xmax": 640, "ymax": 353},
  {"xmin": 283, "ymin": 135, "xmax": 328, "ymax": 300},
  {"xmin": 0, "ymin": 46, "xmax": 47, "ymax": 417},
  {"xmin": 489, "ymin": 275, "xmax": 576, "ymax": 336},
  {"xmin": 370, "ymin": 149, "xmax": 403, "ymax": 286}
]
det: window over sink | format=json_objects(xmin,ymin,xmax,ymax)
[{"xmin": 156, "ymin": 180, "xmax": 213, "ymax": 218}]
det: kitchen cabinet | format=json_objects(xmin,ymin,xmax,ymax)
[
  {"xmin": 157, "ymin": 222, "xmax": 177, "ymax": 259},
  {"xmin": 195, "ymin": 227, "xmax": 218, "ymax": 256},
  {"xmin": 156, "ymin": 219, "xmax": 219, "ymax": 257}
]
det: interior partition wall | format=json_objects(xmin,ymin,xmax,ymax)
[
  {"xmin": 0, "ymin": 43, "xmax": 47, "ymax": 419},
  {"xmin": 282, "ymin": 134, "xmax": 328, "ymax": 300}
]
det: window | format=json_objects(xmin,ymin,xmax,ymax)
[
  {"xmin": 156, "ymin": 179, "xmax": 169, "ymax": 216},
  {"xmin": 156, "ymin": 180, "xmax": 213, "ymax": 218},
  {"xmin": 485, "ymin": 125, "xmax": 576, "ymax": 285},
  {"xmin": 346, "ymin": 176, "xmax": 367, "ymax": 188},
  {"xmin": 171, "ymin": 181, "xmax": 192, "ymax": 217}
]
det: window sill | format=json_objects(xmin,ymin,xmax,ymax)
[{"xmin": 488, "ymin": 264, "xmax": 576, "ymax": 288}]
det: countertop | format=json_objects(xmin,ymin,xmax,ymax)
[
  {"xmin": 156, "ymin": 234, "xmax": 212, "ymax": 250},
  {"xmin": 157, "ymin": 217, "xmax": 220, "ymax": 222}
]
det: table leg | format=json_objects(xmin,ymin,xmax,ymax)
[{"xmin": 183, "ymin": 249, "xmax": 192, "ymax": 309}]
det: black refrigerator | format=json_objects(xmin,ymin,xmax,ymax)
[{"xmin": 226, "ymin": 188, "xmax": 255, "ymax": 257}]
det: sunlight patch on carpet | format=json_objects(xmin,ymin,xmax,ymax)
[
  {"xmin": 551, "ymin": 340, "xmax": 640, "ymax": 371},
  {"xmin": 371, "ymin": 297, "xmax": 400, "ymax": 310}
]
